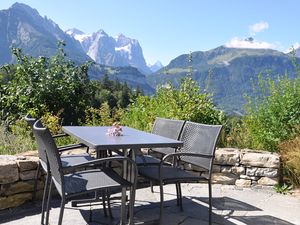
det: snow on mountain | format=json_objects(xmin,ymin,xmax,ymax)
[{"xmin": 67, "ymin": 29, "xmax": 152, "ymax": 74}]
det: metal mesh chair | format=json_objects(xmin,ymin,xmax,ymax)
[
  {"xmin": 25, "ymin": 115, "xmax": 91, "ymax": 198},
  {"xmin": 135, "ymin": 117, "xmax": 185, "ymax": 165},
  {"xmin": 138, "ymin": 121, "xmax": 222, "ymax": 225},
  {"xmin": 25, "ymin": 115, "xmax": 111, "ymax": 224},
  {"xmin": 33, "ymin": 120, "xmax": 137, "ymax": 225}
]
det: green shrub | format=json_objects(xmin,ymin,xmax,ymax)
[
  {"xmin": 0, "ymin": 44, "xmax": 93, "ymax": 125},
  {"xmin": 243, "ymin": 71, "xmax": 300, "ymax": 151},
  {"xmin": 121, "ymin": 77, "xmax": 225, "ymax": 132},
  {"xmin": 0, "ymin": 121, "xmax": 36, "ymax": 155}
]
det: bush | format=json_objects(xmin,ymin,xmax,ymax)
[
  {"xmin": 121, "ymin": 77, "xmax": 225, "ymax": 132},
  {"xmin": 279, "ymin": 136, "xmax": 300, "ymax": 187},
  {"xmin": 0, "ymin": 121, "xmax": 35, "ymax": 155},
  {"xmin": 242, "ymin": 69, "xmax": 300, "ymax": 151},
  {"xmin": 0, "ymin": 44, "xmax": 93, "ymax": 125}
]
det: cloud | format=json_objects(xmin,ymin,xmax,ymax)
[
  {"xmin": 249, "ymin": 22, "xmax": 269, "ymax": 35},
  {"xmin": 225, "ymin": 37, "xmax": 277, "ymax": 49}
]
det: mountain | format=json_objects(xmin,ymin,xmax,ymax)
[
  {"xmin": 0, "ymin": 3, "xmax": 154, "ymax": 94},
  {"xmin": 89, "ymin": 64, "xmax": 154, "ymax": 94},
  {"xmin": 148, "ymin": 61, "xmax": 163, "ymax": 72},
  {"xmin": 296, "ymin": 47, "xmax": 300, "ymax": 58},
  {"xmin": 147, "ymin": 46, "xmax": 300, "ymax": 114},
  {"xmin": 0, "ymin": 3, "xmax": 90, "ymax": 64},
  {"xmin": 66, "ymin": 28, "xmax": 152, "ymax": 75}
]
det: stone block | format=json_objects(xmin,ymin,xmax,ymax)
[
  {"xmin": 240, "ymin": 149, "xmax": 280, "ymax": 168},
  {"xmin": 16, "ymin": 157, "xmax": 39, "ymax": 172},
  {"xmin": 0, "ymin": 156, "xmax": 19, "ymax": 184},
  {"xmin": 231, "ymin": 166, "xmax": 245, "ymax": 175},
  {"xmin": 0, "ymin": 180, "xmax": 44, "ymax": 196},
  {"xmin": 214, "ymin": 148, "xmax": 240, "ymax": 166},
  {"xmin": 220, "ymin": 166, "xmax": 232, "ymax": 173},
  {"xmin": 235, "ymin": 179, "xmax": 252, "ymax": 187},
  {"xmin": 246, "ymin": 167, "xmax": 278, "ymax": 177},
  {"xmin": 257, "ymin": 177, "xmax": 278, "ymax": 186},
  {"xmin": 211, "ymin": 172, "xmax": 237, "ymax": 185},
  {"xmin": 0, "ymin": 193, "xmax": 32, "ymax": 210},
  {"xmin": 212, "ymin": 165, "xmax": 221, "ymax": 173},
  {"xmin": 19, "ymin": 170, "xmax": 38, "ymax": 181},
  {"xmin": 240, "ymin": 174, "xmax": 260, "ymax": 181}
]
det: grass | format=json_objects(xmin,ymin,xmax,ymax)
[{"xmin": 0, "ymin": 125, "xmax": 36, "ymax": 155}]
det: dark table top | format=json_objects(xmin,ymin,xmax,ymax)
[{"xmin": 62, "ymin": 126, "xmax": 183, "ymax": 151}]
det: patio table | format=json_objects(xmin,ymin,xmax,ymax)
[{"xmin": 62, "ymin": 125, "xmax": 183, "ymax": 224}]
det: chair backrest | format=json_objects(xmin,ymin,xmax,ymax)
[
  {"xmin": 152, "ymin": 117, "xmax": 185, "ymax": 140},
  {"xmin": 179, "ymin": 121, "xmax": 222, "ymax": 173},
  {"xmin": 24, "ymin": 114, "xmax": 48, "ymax": 166},
  {"xmin": 33, "ymin": 120, "xmax": 64, "ymax": 193}
]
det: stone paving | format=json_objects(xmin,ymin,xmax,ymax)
[{"xmin": 0, "ymin": 183, "xmax": 300, "ymax": 225}]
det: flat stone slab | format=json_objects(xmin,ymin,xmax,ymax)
[{"xmin": 0, "ymin": 184, "xmax": 299, "ymax": 225}]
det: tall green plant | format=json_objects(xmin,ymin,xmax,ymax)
[
  {"xmin": 121, "ymin": 77, "xmax": 225, "ymax": 131},
  {"xmin": 243, "ymin": 60, "xmax": 300, "ymax": 151}
]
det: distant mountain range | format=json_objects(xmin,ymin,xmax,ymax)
[
  {"xmin": 0, "ymin": 3, "xmax": 154, "ymax": 93},
  {"xmin": 147, "ymin": 46, "xmax": 300, "ymax": 113},
  {"xmin": 1, "ymin": 3, "xmax": 300, "ymax": 114}
]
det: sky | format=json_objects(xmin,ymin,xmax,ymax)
[{"xmin": 0, "ymin": 0, "xmax": 300, "ymax": 65}]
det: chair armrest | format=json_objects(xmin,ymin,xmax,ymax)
[
  {"xmin": 57, "ymin": 143, "xmax": 87, "ymax": 152},
  {"xmin": 52, "ymin": 133, "xmax": 68, "ymax": 138},
  {"xmin": 61, "ymin": 156, "xmax": 137, "ymax": 176},
  {"xmin": 160, "ymin": 152, "xmax": 213, "ymax": 166}
]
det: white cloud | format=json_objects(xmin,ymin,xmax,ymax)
[
  {"xmin": 249, "ymin": 22, "xmax": 269, "ymax": 35},
  {"xmin": 225, "ymin": 37, "xmax": 277, "ymax": 49}
]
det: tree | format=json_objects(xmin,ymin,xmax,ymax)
[
  {"xmin": 121, "ymin": 77, "xmax": 225, "ymax": 131},
  {"xmin": 0, "ymin": 43, "xmax": 93, "ymax": 125}
]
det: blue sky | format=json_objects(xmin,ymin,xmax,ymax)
[{"xmin": 0, "ymin": 0, "xmax": 299, "ymax": 65}]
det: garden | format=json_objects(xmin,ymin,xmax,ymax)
[{"xmin": 1, "ymin": 45, "xmax": 300, "ymax": 190}]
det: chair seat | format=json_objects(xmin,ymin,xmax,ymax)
[
  {"xmin": 138, "ymin": 166, "xmax": 207, "ymax": 184},
  {"xmin": 39, "ymin": 153, "xmax": 94, "ymax": 172},
  {"xmin": 64, "ymin": 168, "xmax": 132, "ymax": 197},
  {"xmin": 135, "ymin": 155, "xmax": 161, "ymax": 165},
  {"xmin": 61, "ymin": 153, "xmax": 94, "ymax": 167}
]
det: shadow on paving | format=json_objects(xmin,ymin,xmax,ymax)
[{"xmin": 0, "ymin": 195, "xmax": 295, "ymax": 225}]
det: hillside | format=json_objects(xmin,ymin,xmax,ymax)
[{"xmin": 148, "ymin": 46, "xmax": 300, "ymax": 114}]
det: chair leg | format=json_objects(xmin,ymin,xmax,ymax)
[
  {"xmin": 120, "ymin": 187, "xmax": 127, "ymax": 225},
  {"xmin": 159, "ymin": 182, "xmax": 164, "ymax": 225},
  {"xmin": 208, "ymin": 181, "xmax": 212, "ymax": 225},
  {"xmin": 107, "ymin": 191, "xmax": 113, "ymax": 219},
  {"xmin": 58, "ymin": 198, "xmax": 65, "ymax": 225},
  {"xmin": 102, "ymin": 192, "xmax": 108, "ymax": 217},
  {"xmin": 32, "ymin": 161, "xmax": 41, "ymax": 202},
  {"xmin": 178, "ymin": 183, "xmax": 183, "ymax": 211},
  {"xmin": 175, "ymin": 183, "xmax": 179, "ymax": 206},
  {"xmin": 45, "ymin": 178, "xmax": 53, "ymax": 225},
  {"xmin": 41, "ymin": 172, "xmax": 50, "ymax": 225},
  {"xmin": 128, "ymin": 186, "xmax": 136, "ymax": 225},
  {"xmin": 150, "ymin": 181, "xmax": 154, "ymax": 193}
]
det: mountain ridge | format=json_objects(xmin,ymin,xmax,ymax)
[
  {"xmin": 66, "ymin": 28, "xmax": 152, "ymax": 75},
  {"xmin": 148, "ymin": 46, "xmax": 300, "ymax": 114}
]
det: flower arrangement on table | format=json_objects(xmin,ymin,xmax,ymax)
[{"xmin": 106, "ymin": 122, "xmax": 123, "ymax": 136}]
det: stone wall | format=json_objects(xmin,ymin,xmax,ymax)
[
  {"xmin": 208, "ymin": 148, "xmax": 279, "ymax": 187},
  {"xmin": 0, "ymin": 155, "xmax": 44, "ymax": 210},
  {"xmin": 0, "ymin": 148, "xmax": 280, "ymax": 210}
]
